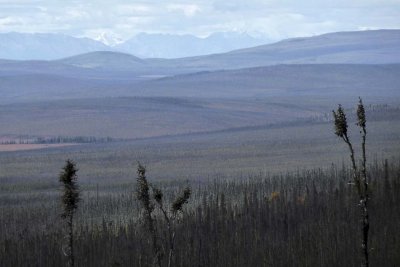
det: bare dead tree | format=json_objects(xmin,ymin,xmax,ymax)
[
  {"xmin": 333, "ymin": 98, "xmax": 370, "ymax": 267},
  {"xmin": 153, "ymin": 186, "xmax": 191, "ymax": 267},
  {"xmin": 59, "ymin": 160, "xmax": 80, "ymax": 267},
  {"xmin": 136, "ymin": 163, "xmax": 191, "ymax": 267},
  {"xmin": 136, "ymin": 163, "xmax": 162, "ymax": 267},
  {"xmin": 357, "ymin": 98, "xmax": 369, "ymax": 267}
]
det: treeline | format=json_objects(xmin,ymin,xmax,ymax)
[
  {"xmin": 310, "ymin": 103, "xmax": 400, "ymax": 124},
  {"xmin": 1, "ymin": 160, "xmax": 400, "ymax": 266},
  {"xmin": 0, "ymin": 135, "xmax": 118, "ymax": 145}
]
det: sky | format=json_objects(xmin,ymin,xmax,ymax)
[{"xmin": 0, "ymin": 0, "xmax": 399, "ymax": 41}]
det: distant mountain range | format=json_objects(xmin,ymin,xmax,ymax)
[
  {"xmin": 0, "ymin": 32, "xmax": 268, "ymax": 60},
  {"xmin": 0, "ymin": 33, "xmax": 109, "ymax": 60},
  {"xmin": 1, "ymin": 29, "xmax": 399, "ymax": 104},
  {"xmin": 116, "ymin": 32, "xmax": 268, "ymax": 58},
  {"xmin": 2, "ymin": 30, "xmax": 399, "ymax": 74},
  {"xmin": 166, "ymin": 29, "xmax": 400, "ymax": 69}
]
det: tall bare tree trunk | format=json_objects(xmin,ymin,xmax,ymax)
[
  {"xmin": 68, "ymin": 214, "xmax": 75, "ymax": 267},
  {"xmin": 333, "ymin": 99, "xmax": 370, "ymax": 267},
  {"xmin": 360, "ymin": 118, "xmax": 369, "ymax": 267}
]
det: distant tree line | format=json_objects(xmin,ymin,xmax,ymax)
[
  {"xmin": 0, "ymin": 135, "xmax": 118, "ymax": 145},
  {"xmin": 311, "ymin": 103, "xmax": 400, "ymax": 124}
]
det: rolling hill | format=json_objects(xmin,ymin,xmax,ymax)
[
  {"xmin": 57, "ymin": 29, "xmax": 400, "ymax": 72},
  {"xmin": 0, "ymin": 30, "xmax": 399, "ymax": 104},
  {"xmin": 0, "ymin": 97, "xmax": 325, "ymax": 139},
  {"xmin": 57, "ymin": 51, "xmax": 145, "ymax": 70},
  {"xmin": 1, "ymin": 64, "xmax": 399, "ymax": 104},
  {"xmin": 135, "ymin": 64, "xmax": 400, "ymax": 98},
  {"xmin": 165, "ymin": 29, "xmax": 400, "ymax": 70}
]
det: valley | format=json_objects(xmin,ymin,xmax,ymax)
[{"xmin": 1, "ymin": 29, "xmax": 400, "ymax": 267}]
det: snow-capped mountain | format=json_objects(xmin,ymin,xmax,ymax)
[
  {"xmin": 0, "ymin": 31, "xmax": 269, "ymax": 60},
  {"xmin": 116, "ymin": 32, "xmax": 269, "ymax": 58},
  {"xmin": 94, "ymin": 32, "xmax": 124, "ymax": 47}
]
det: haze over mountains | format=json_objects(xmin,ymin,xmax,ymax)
[
  {"xmin": 0, "ymin": 29, "xmax": 399, "ymax": 147},
  {"xmin": 52, "ymin": 30, "xmax": 400, "ymax": 73},
  {"xmin": 3, "ymin": 30, "xmax": 398, "ymax": 70},
  {"xmin": 0, "ymin": 29, "xmax": 399, "ymax": 104},
  {"xmin": 0, "ymin": 31, "xmax": 267, "ymax": 60},
  {"xmin": 0, "ymin": 33, "xmax": 109, "ymax": 61},
  {"xmin": 116, "ymin": 32, "xmax": 268, "ymax": 59}
]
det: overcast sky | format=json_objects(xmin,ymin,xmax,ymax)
[{"xmin": 0, "ymin": 0, "xmax": 399, "ymax": 41}]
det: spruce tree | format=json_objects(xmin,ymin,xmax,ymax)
[
  {"xmin": 59, "ymin": 160, "xmax": 80, "ymax": 267},
  {"xmin": 333, "ymin": 98, "xmax": 370, "ymax": 267}
]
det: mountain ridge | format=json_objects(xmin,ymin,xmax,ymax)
[
  {"xmin": 0, "ymin": 31, "xmax": 268, "ymax": 60},
  {"xmin": 49, "ymin": 29, "xmax": 400, "ymax": 72},
  {"xmin": 0, "ymin": 29, "xmax": 399, "ymax": 104},
  {"xmin": 116, "ymin": 32, "xmax": 268, "ymax": 58}
]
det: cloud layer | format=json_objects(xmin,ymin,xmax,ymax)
[{"xmin": 0, "ymin": 0, "xmax": 399, "ymax": 40}]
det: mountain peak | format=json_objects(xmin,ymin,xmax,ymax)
[
  {"xmin": 94, "ymin": 32, "xmax": 124, "ymax": 47},
  {"xmin": 0, "ymin": 32, "xmax": 109, "ymax": 60},
  {"xmin": 0, "ymin": 29, "xmax": 399, "ymax": 61}
]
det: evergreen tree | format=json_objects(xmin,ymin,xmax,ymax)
[
  {"xmin": 59, "ymin": 160, "xmax": 80, "ymax": 267},
  {"xmin": 333, "ymin": 98, "xmax": 370, "ymax": 267}
]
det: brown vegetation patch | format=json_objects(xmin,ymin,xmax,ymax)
[{"xmin": 0, "ymin": 143, "xmax": 79, "ymax": 152}]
